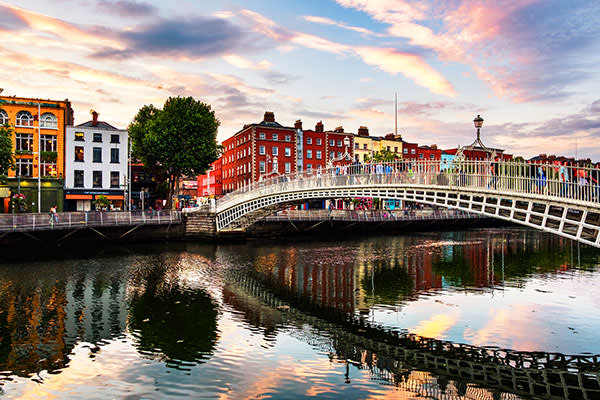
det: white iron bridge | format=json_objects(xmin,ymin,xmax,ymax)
[{"xmin": 215, "ymin": 160, "xmax": 600, "ymax": 247}]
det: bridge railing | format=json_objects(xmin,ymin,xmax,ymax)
[
  {"xmin": 218, "ymin": 160, "xmax": 600, "ymax": 211},
  {"xmin": 0, "ymin": 210, "xmax": 182, "ymax": 232},
  {"xmin": 265, "ymin": 209, "xmax": 480, "ymax": 222}
]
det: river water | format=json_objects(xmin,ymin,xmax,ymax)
[{"xmin": 0, "ymin": 227, "xmax": 599, "ymax": 399}]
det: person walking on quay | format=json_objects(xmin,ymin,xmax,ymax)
[{"xmin": 49, "ymin": 205, "xmax": 58, "ymax": 225}]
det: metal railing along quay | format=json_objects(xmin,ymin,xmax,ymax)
[
  {"xmin": 264, "ymin": 209, "xmax": 480, "ymax": 222},
  {"xmin": 0, "ymin": 210, "xmax": 182, "ymax": 233}
]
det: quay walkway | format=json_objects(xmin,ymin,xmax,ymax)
[{"xmin": 0, "ymin": 210, "xmax": 182, "ymax": 236}]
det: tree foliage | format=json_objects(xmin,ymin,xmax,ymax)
[
  {"xmin": 365, "ymin": 149, "xmax": 400, "ymax": 163},
  {"xmin": 129, "ymin": 97, "xmax": 219, "ymax": 206},
  {"xmin": 0, "ymin": 124, "xmax": 14, "ymax": 178}
]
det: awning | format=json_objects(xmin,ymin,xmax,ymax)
[
  {"xmin": 0, "ymin": 187, "xmax": 10, "ymax": 197},
  {"xmin": 66, "ymin": 194, "xmax": 92, "ymax": 200},
  {"xmin": 102, "ymin": 195, "xmax": 124, "ymax": 200}
]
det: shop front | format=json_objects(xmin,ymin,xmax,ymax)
[{"xmin": 64, "ymin": 189, "xmax": 125, "ymax": 211}]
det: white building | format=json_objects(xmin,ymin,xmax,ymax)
[{"xmin": 65, "ymin": 111, "xmax": 128, "ymax": 211}]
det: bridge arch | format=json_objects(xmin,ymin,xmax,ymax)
[{"xmin": 215, "ymin": 161, "xmax": 600, "ymax": 247}]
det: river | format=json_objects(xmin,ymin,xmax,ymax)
[{"xmin": 0, "ymin": 227, "xmax": 599, "ymax": 399}]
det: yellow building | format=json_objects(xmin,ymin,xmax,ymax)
[
  {"xmin": 354, "ymin": 127, "xmax": 403, "ymax": 162},
  {"xmin": 0, "ymin": 95, "xmax": 73, "ymax": 212}
]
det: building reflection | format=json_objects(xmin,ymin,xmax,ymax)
[{"xmin": 243, "ymin": 229, "xmax": 593, "ymax": 317}]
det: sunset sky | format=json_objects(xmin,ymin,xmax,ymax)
[{"xmin": 2, "ymin": 0, "xmax": 599, "ymax": 159}]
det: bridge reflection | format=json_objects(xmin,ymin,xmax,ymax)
[{"xmin": 225, "ymin": 258, "xmax": 600, "ymax": 400}]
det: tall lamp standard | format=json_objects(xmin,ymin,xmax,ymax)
[
  {"xmin": 473, "ymin": 114, "xmax": 484, "ymax": 141},
  {"xmin": 328, "ymin": 137, "xmax": 351, "ymax": 168}
]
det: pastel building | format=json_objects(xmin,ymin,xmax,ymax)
[{"xmin": 64, "ymin": 111, "xmax": 128, "ymax": 211}]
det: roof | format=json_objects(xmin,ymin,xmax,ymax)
[{"xmin": 75, "ymin": 120, "xmax": 121, "ymax": 130}]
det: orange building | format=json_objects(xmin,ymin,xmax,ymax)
[{"xmin": 0, "ymin": 95, "xmax": 73, "ymax": 212}]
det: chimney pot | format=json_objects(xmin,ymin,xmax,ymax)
[
  {"xmin": 263, "ymin": 111, "xmax": 275, "ymax": 123},
  {"xmin": 294, "ymin": 119, "xmax": 302, "ymax": 130},
  {"xmin": 358, "ymin": 126, "xmax": 369, "ymax": 136},
  {"xmin": 334, "ymin": 126, "xmax": 344, "ymax": 133},
  {"xmin": 91, "ymin": 110, "xmax": 99, "ymax": 127},
  {"xmin": 315, "ymin": 121, "xmax": 324, "ymax": 133}
]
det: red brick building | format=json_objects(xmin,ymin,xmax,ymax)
[
  {"xmin": 197, "ymin": 157, "xmax": 222, "ymax": 197},
  {"xmin": 417, "ymin": 145, "xmax": 442, "ymax": 161},
  {"xmin": 400, "ymin": 137, "xmax": 419, "ymax": 160},
  {"xmin": 443, "ymin": 147, "xmax": 513, "ymax": 161},
  {"xmin": 325, "ymin": 126, "xmax": 354, "ymax": 166}
]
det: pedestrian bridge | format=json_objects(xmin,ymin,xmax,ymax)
[{"xmin": 215, "ymin": 160, "xmax": 600, "ymax": 247}]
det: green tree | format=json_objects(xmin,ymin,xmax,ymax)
[
  {"xmin": 94, "ymin": 194, "xmax": 110, "ymax": 210},
  {"xmin": 129, "ymin": 97, "xmax": 219, "ymax": 207},
  {"xmin": 365, "ymin": 148, "xmax": 399, "ymax": 163},
  {"xmin": 0, "ymin": 124, "xmax": 14, "ymax": 180}
]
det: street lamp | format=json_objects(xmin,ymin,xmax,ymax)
[{"xmin": 473, "ymin": 114, "xmax": 484, "ymax": 141}]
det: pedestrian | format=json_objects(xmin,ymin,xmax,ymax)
[
  {"xmin": 49, "ymin": 205, "xmax": 58, "ymax": 224},
  {"xmin": 148, "ymin": 206, "xmax": 153, "ymax": 219}
]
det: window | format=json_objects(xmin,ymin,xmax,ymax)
[
  {"xmin": 285, "ymin": 162, "xmax": 291, "ymax": 174},
  {"xmin": 272, "ymin": 133, "xmax": 278, "ymax": 141},
  {"xmin": 110, "ymin": 171, "xmax": 120, "ymax": 188},
  {"xmin": 93, "ymin": 133, "xmax": 102, "ymax": 143},
  {"xmin": 259, "ymin": 161, "xmax": 265, "ymax": 173},
  {"xmin": 394, "ymin": 147, "xmax": 398, "ymax": 153},
  {"xmin": 74, "ymin": 170, "xmax": 84, "ymax": 187},
  {"xmin": 273, "ymin": 161, "xmax": 278, "ymax": 172},
  {"xmin": 93, "ymin": 147, "xmax": 102, "ymax": 163},
  {"xmin": 285, "ymin": 135, "xmax": 291, "ymax": 142},
  {"xmin": 329, "ymin": 139, "xmax": 334, "ymax": 146},
  {"xmin": 337, "ymin": 151, "xmax": 342, "ymax": 158},
  {"xmin": 110, "ymin": 134, "xmax": 120, "ymax": 143},
  {"xmin": 40, "ymin": 113, "xmax": 57, "ymax": 129},
  {"xmin": 0, "ymin": 110, "xmax": 8, "ymax": 125},
  {"xmin": 41, "ymin": 135, "xmax": 57, "ymax": 152},
  {"xmin": 306, "ymin": 164, "xmax": 312, "ymax": 171},
  {"xmin": 316, "ymin": 138, "xmax": 322, "ymax": 146},
  {"xmin": 16, "ymin": 158, "xmax": 33, "ymax": 177},
  {"xmin": 75, "ymin": 131, "xmax": 84, "ymax": 141},
  {"xmin": 285, "ymin": 147, "xmax": 291, "ymax": 157},
  {"xmin": 387, "ymin": 146, "xmax": 391, "ymax": 151},
  {"xmin": 337, "ymin": 140, "xmax": 342, "ymax": 146},
  {"xmin": 430, "ymin": 154, "xmax": 435, "ymax": 159},
  {"xmin": 307, "ymin": 137, "xmax": 312, "ymax": 145},
  {"xmin": 403, "ymin": 148, "xmax": 408, "ymax": 154},
  {"xmin": 111, "ymin": 148, "xmax": 119, "ymax": 163},
  {"xmin": 16, "ymin": 111, "xmax": 33, "ymax": 127},
  {"xmin": 316, "ymin": 151, "xmax": 322, "ymax": 160},
  {"xmin": 41, "ymin": 161, "xmax": 57, "ymax": 177},
  {"xmin": 306, "ymin": 150, "xmax": 312, "ymax": 159},
  {"xmin": 272, "ymin": 146, "xmax": 278, "ymax": 156},
  {"xmin": 93, "ymin": 171, "xmax": 102, "ymax": 188},
  {"xmin": 419, "ymin": 153, "xmax": 424, "ymax": 158},
  {"xmin": 15, "ymin": 133, "xmax": 33, "ymax": 151},
  {"xmin": 259, "ymin": 145, "xmax": 265, "ymax": 155},
  {"xmin": 354, "ymin": 143, "xmax": 358, "ymax": 149},
  {"xmin": 75, "ymin": 146, "xmax": 84, "ymax": 162},
  {"xmin": 411, "ymin": 148, "xmax": 415, "ymax": 154},
  {"xmin": 329, "ymin": 151, "xmax": 334, "ymax": 159},
  {"xmin": 259, "ymin": 132, "xmax": 265, "ymax": 139}
]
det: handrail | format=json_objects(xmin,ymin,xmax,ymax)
[
  {"xmin": 264, "ymin": 209, "xmax": 479, "ymax": 222},
  {"xmin": 217, "ymin": 160, "xmax": 600, "ymax": 212},
  {"xmin": 0, "ymin": 210, "xmax": 182, "ymax": 232}
]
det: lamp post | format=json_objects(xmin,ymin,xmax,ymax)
[
  {"xmin": 328, "ymin": 137, "xmax": 352, "ymax": 168},
  {"xmin": 473, "ymin": 114, "xmax": 484, "ymax": 141}
]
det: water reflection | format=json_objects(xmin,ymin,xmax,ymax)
[
  {"xmin": 238, "ymin": 228, "xmax": 600, "ymax": 353},
  {"xmin": 128, "ymin": 255, "xmax": 219, "ymax": 365}
]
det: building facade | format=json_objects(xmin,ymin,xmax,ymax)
[
  {"xmin": 197, "ymin": 157, "xmax": 223, "ymax": 197},
  {"xmin": 64, "ymin": 112, "xmax": 128, "ymax": 211},
  {"xmin": 0, "ymin": 95, "xmax": 73, "ymax": 212}
]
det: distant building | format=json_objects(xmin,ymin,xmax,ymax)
[
  {"xmin": 417, "ymin": 145, "xmax": 442, "ymax": 161},
  {"xmin": 529, "ymin": 154, "xmax": 592, "ymax": 166},
  {"xmin": 197, "ymin": 158, "xmax": 222, "ymax": 197},
  {"xmin": 64, "ymin": 111, "xmax": 128, "ymax": 211}
]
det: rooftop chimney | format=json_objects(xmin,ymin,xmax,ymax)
[
  {"xmin": 263, "ymin": 111, "xmax": 275, "ymax": 123},
  {"xmin": 90, "ymin": 109, "xmax": 99, "ymax": 127},
  {"xmin": 294, "ymin": 119, "xmax": 302, "ymax": 130},
  {"xmin": 315, "ymin": 121, "xmax": 324, "ymax": 133},
  {"xmin": 357, "ymin": 126, "xmax": 369, "ymax": 136},
  {"xmin": 334, "ymin": 126, "xmax": 344, "ymax": 133}
]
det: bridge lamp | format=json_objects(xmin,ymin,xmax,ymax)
[{"xmin": 473, "ymin": 114, "xmax": 484, "ymax": 140}]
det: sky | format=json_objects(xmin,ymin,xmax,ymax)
[{"xmin": 1, "ymin": 0, "xmax": 600, "ymax": 159}]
